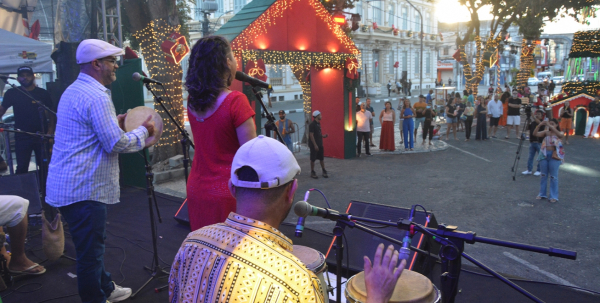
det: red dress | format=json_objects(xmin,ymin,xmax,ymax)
[{"xmin": 186, "ymin": 91, "xmax": 255, "ymax": 231}]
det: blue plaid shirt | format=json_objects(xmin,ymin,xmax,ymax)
[{"xmin": 46, "ymin": 73, "xmax": 149, "ymax": 207}]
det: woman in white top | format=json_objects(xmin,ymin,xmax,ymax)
[{"xmin": 379, "ymin": 101, "xmax": 396, "ymax": 151}]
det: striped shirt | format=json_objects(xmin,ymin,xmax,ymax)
[
  {"xmin": 46, "ymin": 73, "xmax": 148, "ymax": 207},
  {"xmin": 168, "ymin": 213, "xmax": 325, "ymax": 303}
]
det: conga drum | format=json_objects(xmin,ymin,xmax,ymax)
[
  {"xmin": 124, "ymin": 106, "xmax": 164, "ymax": 147},
  {"xmin": 291, "ymin": 245, "xmax": 330, "ymax": 300},
  {"xmin": 345, "ymin": 270, "xmax": 440, "ymax": 303}
]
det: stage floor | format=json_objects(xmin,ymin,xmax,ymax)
[{"xmin": 2, "ymin": 187, "xmax": 598, "ymax": 303}]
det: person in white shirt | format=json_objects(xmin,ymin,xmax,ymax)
[
  {"xmin": 487, "ymin": 94, "xmax": 503, "ymax": 138},
  {"xmin": 356, "ymin": 102, "xmax": 373, "ymax": 156}
]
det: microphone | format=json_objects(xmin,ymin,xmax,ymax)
[
  {"xmin": 294, "ymin": 200, "xmax": 342, "ymax": 220},
  {"xmin": 235, "ymin": 71, "xmax": 272, "ymax": 89},
  {"xmin": 399, "ymin": 205, "xmax": 416, "ymax": 260},
  {"xmin": 132, "ymin": 72, "xmax": 163, "ymax": 85},
  {"xmin": 294, "ymin": 191, "xmax": 312, "ymax": 238}
]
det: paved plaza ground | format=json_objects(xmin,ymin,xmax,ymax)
[{"xmin": 156, "ymin": 123, "xmax": 600, "ymax": 295}]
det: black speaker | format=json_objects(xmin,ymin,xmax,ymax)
[
  {"xmin": 325, "ymin": 200, "xmax": 439, "ymax": 277},
  {"xmin": 0, "ymin": 172, "xmax": 43, "ymax": 214},
  {"xmin": 174, "ymin": 198, "xmax": 190, "ymax": 228}
]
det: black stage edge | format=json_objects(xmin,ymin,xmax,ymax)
[
  {"xmin": 277, "ymin": 224, "xmax": 600, "ymax": 303},
  {"xmin": 0, "ymin": 186, "xmax": 189, "ymax": 303},
  {"xmin": 3, "ymin": 193, "xmax": 597, "ymax": 303}
]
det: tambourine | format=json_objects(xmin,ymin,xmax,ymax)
[{"xmin": 124, "ymin": 106, "xmax": 163, "ymax": 147}]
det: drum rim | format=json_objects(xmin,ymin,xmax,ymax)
[{"xmin": 344, "ymin": 274, "xmax": 442, "ymax": 303}]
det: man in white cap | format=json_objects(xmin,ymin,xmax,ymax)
[
  {"xmin": 168, "ymin": 135, "xmax": 406, "ymax": 303},
  {"xmin": 309, "ymin": 110, "xmax": 328, "ymax": 178},
  {"xmin": 46, "ymin": 39, "xmax": 155, "ymax": 303}
]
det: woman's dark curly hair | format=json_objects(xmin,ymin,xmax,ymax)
[{"xmin": 186, "ymin": 36, "xmax": 233, "ymax": 112}]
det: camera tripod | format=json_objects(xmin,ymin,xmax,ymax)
[{"xmin": 511, "ymin": 109, "xmax": 533, "ymax": 180}]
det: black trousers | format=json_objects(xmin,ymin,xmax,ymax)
[
  {"xmin": 422, "ymin": 120, "xmax": 434, "ymax": 140},
  {"xmin": 15, "ymin": 135, "xmax": 44, "ymax": 174},
  {"xmin": 357, "ymin": 131, "xmax": 370, "ymax": 155},
  {"xmin": 465, "ymin": 116, "xmax": 474, "ymax": 139}
]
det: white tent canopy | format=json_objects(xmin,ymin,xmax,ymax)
[{"xmin": 0, "ymin": 28, "xmax": 52, "ymax": 74}]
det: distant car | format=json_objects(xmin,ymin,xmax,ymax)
[
  {"xmin": 552, "ymin": 76, "xmax": 564, "ymax": 85},
  {"xmin": 527, "ymin": 77, "xmax": 539, "ymax": 86}
]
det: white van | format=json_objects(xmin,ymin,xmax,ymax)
[{"xmin": 537, "ymin": 72, "xmax": 553, "ymax": 80}]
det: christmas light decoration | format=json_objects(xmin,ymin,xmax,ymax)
[
  {"xmin": 517, "ymin": 39, "xmax": 535, "ymax": 89},
  {"xmin": 229, "ymin": 0, "xmax": 359, "ymax": 62},
  {"xmin": 132, "ymin": 18, "xmax": 185, "ymax": 150}
]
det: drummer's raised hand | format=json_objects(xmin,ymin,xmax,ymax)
[
  {"xmin": 117, "ymin": 113, "xmax": 127, "ymax": 131},
  {"xmin": 363, "ymin": 243, "xmax": 406, "ymax": 303},
  {"xmin": 141, "ymin": 115, "xmax": 155, "ymax": 137}
]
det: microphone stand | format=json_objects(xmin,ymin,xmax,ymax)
[
  {"xmin": 0, "ymin": 123, "xmax": 15, "ymax": 175},
  {"xmin": 249, "ymin": 86, "xmax": 284, "ymax": 143},
  {"xmin": 316, "ymin": 210, "xmax": 576, "ymax": 303},
  {"xmin": 130, "ymin": 83, "xmax": 177, "ymax": 297},
  {"xmin": 144, "ymin": 83, "xmax": 194, "ymax": 184}
]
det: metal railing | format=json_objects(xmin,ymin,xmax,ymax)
[{"xmin": 270, "ymin": 78, "xmax": 283, "ymax": 86}]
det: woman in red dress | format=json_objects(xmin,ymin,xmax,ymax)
[
  {"xmin": 185, "ymin": 36, "xmax": 256, "ymax": 231},
  {"xmin": 379, "ymin": 101, "xmax": 396, "ymax": 151}
]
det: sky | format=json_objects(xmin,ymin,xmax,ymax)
[{"xmin": 435, "ymin": 0, "xmax": 599, "ymax": 34}]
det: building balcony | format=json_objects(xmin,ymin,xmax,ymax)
[{"xmin": 270, "ymin": 78, "xmax": 283, "ymax": 86}]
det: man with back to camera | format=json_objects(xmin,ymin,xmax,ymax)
[
  {"xmin": 168, "ymin": 135, "xmax": 407, "ymax": 303},
  {"xmin": 45, "ymin": 39, "xmax": 155, "ymax": 303},
  {"xmin": 413, "ymin": 96, "xmax": 427, "ymax": 138},
  {"xmin": 309, "ymin": 110, "xmax": 328, "ymax": 178},
  {"xmin": 0, "ymin": 66, "xmax": 54, "ymax": 174},
  {"xmin": 506, "ymin": 89, "xmax": 522, "ymax": 139},
  {"xmin": 584, "ymin": 96, "xmax": 600, "ymax": 138}
]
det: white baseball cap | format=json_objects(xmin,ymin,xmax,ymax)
[
  {"xmin": 231, "ymin": 135, "xmax": 300, "ymax": 189},
  {"xmin": 312, "ymin": 110, "xmax": 321, "ymax": 117},
  {"xmin": 76, "ymin": 39, "xmax": 125, "ymax": 64}
]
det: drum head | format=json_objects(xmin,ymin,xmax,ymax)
[
  {"xmin": 347, "ymin": 270, "xmax": 436, "ymax": 303},
  {"xmin": 124, "ymin": 106, "xmax": 164, "ymax": 147},
  {"xmin": 292, "ymin": 245, "xmax": 326, "ymax": 274}
]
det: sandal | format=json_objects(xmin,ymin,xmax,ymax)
[
  {"xmin": 535, "ymin": 196, "xmax": 545, "ymax": 200},
  {"xmin": 505, "ymin": 136, "xmax": 509, "ymax": 139},
  {"xmin": 310, "ymin": 171, "xmax": 318, "ymax": 179},
  {"xmin": 549, "ymin": 199, "xmax": 558, "ymax": 203},
  {"xmin": 9, "ymin": 263, "xmax": 46, "ymax": 276},
  {"xmin": 322, "ymin": 170, "xmax": 328, "ymax": 178}
]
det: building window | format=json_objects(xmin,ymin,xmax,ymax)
[
  {"xmin": 414, "ymin": 52, "xmax": 420, "ymax": 74},
  {"xmin": 415, "ymin": 10, "xmax": 421, "ymax": 32},
  {"xmin": 356, "ymin": 2, "xmax": 362, "ymax": 15},
  {"xmin": 373, "ymin": 1, "xmax": 382, "ymax": 25},
  {"xmin": 390, "ymin": 51, "xmax": 395, "ymax": 74},
  {"xmin": 234, "ymin": 0, "xmax": 245, "ymax": 13},
  {"xmin": 402, "ymin": 50, "xmax": 407, "ymax": 72},
  {"xmin": 443, "ymin": 47, "xmax": 449, "ymax": 56},
  {"xmin": 373, "ymin": 50, "xmax": 380, "ymax": 83},
  {"xmin": 388, "ymin": 4, "xmax": 394, "ymax": 27},
  {"xmin": 426, "ymin": 52, "xmax": 431, "ymax": 74},
  {"xmin": 269, "ymin": 65, "xmax": 283, "ymax": 86},
  {"xmin": 402, "ymin": 7, "xmax": 408, "ymax": 30},
  {"xmin": 425, "ymin": 13, "xmax": 430, "ymax": 34},
  {"xmin": 216, "ymin": 0, "xmax": 223, "ymax": 13}
]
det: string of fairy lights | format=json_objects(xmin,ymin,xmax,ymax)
[
  {"xmin": 230, "ymin": 0, "xmax": 360, "ymax": 64},
  {"xmin": 516, "ymin": 40, "xmax": 535, "ymax": 88},
  {"xmin": 568, "ymin": 30, "xmax": 600, "ymax": 58},
  {"xmin": 243, "ymin": 50, "xmax": 356, "ymax": 69},
  {"xmin": 132, "ymin": 18, "xmax": 185, "ymax": 150},
  {"xmin": 291, "ymin": 65, "xmax": 313, "ymax": 113}
]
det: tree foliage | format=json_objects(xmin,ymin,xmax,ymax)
[
  {"xmin": 120, "ymin": 0, "xmax": 194, "ymax": 163},
  {"xmin": 456, "ymin": 0, "xmax": 597, "ymax": 93}
]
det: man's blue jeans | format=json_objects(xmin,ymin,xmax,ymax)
[
  {"xmin": 527, "ymin": 142, "xmax": 541, "ymax": 172},
  {"xmin": 60, "ymin": 200, "xmax": 115, "ymax": 303}
]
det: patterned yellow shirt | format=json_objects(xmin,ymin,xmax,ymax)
[{"xmin": 168, "ymin": 213, "xmax": 325, "ymax": 303}]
